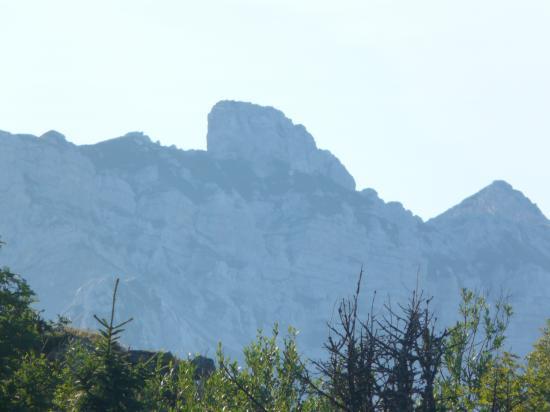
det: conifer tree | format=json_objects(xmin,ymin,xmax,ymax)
[
  {"xmin": 55, "ymin": 278, "xmax": 144, "ymax": 411},
  {"xmin": 0, "ymin": 240, "xmax": 47, "ymax": 410},
  {"xmin": 0, "ymin": 267, "xmax": 43, "ymax": 380}
]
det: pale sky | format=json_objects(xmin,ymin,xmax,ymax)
[{"xmin": 1, "ymin": 0, "xmax": 549, "ymax": 220}]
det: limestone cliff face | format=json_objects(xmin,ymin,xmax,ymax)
[
  {"xmin": 0, "ymin": 103, "xmax": 548, "ymax": 358},
  {"xmin": 207, "ymin": 101, "xmax": 356, "ymax": 190}
]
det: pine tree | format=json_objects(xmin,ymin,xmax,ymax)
[
  {"xmin": 0, "ymin": 247, "xmax": 46, "ymax": 410},
  {"xmin": 55, "ymin": 278, "xmax": 144, "ymax": 411}
]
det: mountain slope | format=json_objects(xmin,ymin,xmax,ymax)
[{"xmin": 0, "ymin": 101, "xmax": 548, "ymax": 358}]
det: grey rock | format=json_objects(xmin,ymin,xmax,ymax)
[{"xmin": 0, "ymin": 101, "xmax": 548, "ymax": 360}]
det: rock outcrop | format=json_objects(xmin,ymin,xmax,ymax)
[
  {"xmin": 0, "ymin": 102, "xmax": 548, "ymax": 359},
  {"xmin": 207, "ymin": 100, "xmax": 356, "ymax": 190}
]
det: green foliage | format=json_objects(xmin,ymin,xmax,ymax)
[
  {"xmin": 142, "ymin": 356, "xmax": 178, "ymax": 410},
  {"xmin": 142, "ymin": 355, "xmax": 212, "ymax": 411},
  {"xmin": 54, "ymin": 279, "xmax": 145, "ymax": 411},
  {"xmin": 2, "ymin": 352, "xmax": 61, "ymax": 412},
  {"xmin": 477, "ymin": 351, "xmax": 526, "ymax": 411},
  {"xmin": 0, "ymin": 267, "xmax": 43, "ymax": 378},
  {"xmin": 140, "ymin": 328, "xmax": 328, "ymax": 412},
  {"xmin": 218, "ymin": 324, "xmax": 322, "ymax": 411},
  {"xmin": 0, "ymin": 263, "xmax": 48, "ymax": 410},
  {"xmin": 521, "ymin": 320, "xmax": 550, "ymax": 411},
  {"xmin": 437, "ymin": 288, "xmax": 513, "ymax": 410}
]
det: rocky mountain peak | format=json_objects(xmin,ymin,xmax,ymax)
[
  {"xmin": 120, "ymin": 131, "xmax": 152, "ymax": 144},
  {"xmin": 40, "ymin": 130, "xmax": 67, "ymax": 144},
  {"xmin": 432, "ymin": 180, "xmax": 547, "ymax": 225},
  {"xmin": 206, "ymin": 100, "xmax": 355, "ymax": 190},
  {"xmin": 1, "ymin": 113, "xmax": 550, "ymax": 360}
]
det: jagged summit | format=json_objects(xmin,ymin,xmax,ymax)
[
  {"xmin": 82, "ymin": 132, "xmax": 154, "ymax": 154},
  {"xmin": 1, "ymin": 106, "xmax": 550, "ymax": 359},
  {"xmin": 99, "ymin": 131, "xmax": 153, "ymax": 145},
  {"xmin": 40, "ymin": 130, "xmax": 66, "ymax": 143},
  {"xmin": 207, "ymin": 100, "xmax": 356, "ymax": 190},
  {"xmin": 431, "ymin": 180, "xmax": 547, "ymax": 225},
  {"xmin": 121, "ymin": 131, "xmax": 152, "ymax": 143}
]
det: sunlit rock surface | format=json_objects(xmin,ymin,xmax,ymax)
[{"xmin": 0, "ymin": 102, "xmax": 548, "ymax": 358}]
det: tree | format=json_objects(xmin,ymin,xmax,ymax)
[
  {"xmin": 0, "ymin": 252, "xmax": 48, "ymax": 410},
  {"xmin": 4, "ymin": 352, "xmax": 61, "ymax": 412},
  {"xmin": 55, "ymin": 278, "xmax": 144, "ymax": 411},
  {"xmin": 437, "ymin": 289, "xmax": 513, "ymax": 410},
  {"xmin": 304, "ymin": 269, "xmax": 379, "ymax": 411},
  {"xmin": 0, "ymin": 267, "xmax": 43, "ymax": 380},
  {"xmin": 304, "ymin": 270, "xmax": 448, "ymax": 412},
  {"xmin": 521, "ymin": 319, "xmax": 550, "ymax": 411},
  {"xmin": 142, "ymin": 353, "xmax": 219, "ymax": 411},
  {"xmin": 374, "ymin": 290, "xmax": 447, "ymax": 412},
  {"xmin": 478, "ymin": 351, "xmax": 526, "ymax": 411},
  {"xmin": 218, "ymin": 324, "xmax": 320, "ymax": 411}
]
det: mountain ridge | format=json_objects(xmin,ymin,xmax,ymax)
[
  {"xmin": 430, "ymin": 180, "xmax": 548, "ymax": 225},
  {"xmin": 7, "ymin": 126, "xmax": 540, "ymax": 223},
  {"xmin": 0, "ymin": 101, "xmax": 548, "ymax": 359}
]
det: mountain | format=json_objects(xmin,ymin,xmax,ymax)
[{"xmin": 0, "ymin": 101, "xmax": 548, "ymax": 358}]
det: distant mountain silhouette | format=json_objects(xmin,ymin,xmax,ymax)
[{"xmin": 0, "ymin": 101, "xmax": 548, "ymax": 358}]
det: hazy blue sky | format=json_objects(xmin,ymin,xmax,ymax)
[{"xmin": 1, "ymin": 0, "xmax": 549, "ymax": 219}]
